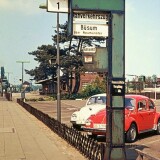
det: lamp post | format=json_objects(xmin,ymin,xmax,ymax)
[
  {"xmin": 16, "ymin": 61, "xmax": 30, "ymax": 91},
  {"xmin": 56, "ymin": 12, "xmax": 61, "ymax": 122}
]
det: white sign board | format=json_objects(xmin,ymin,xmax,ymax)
[
  {"xmin": 73, "ymin": 23, "xmax": 108, "ymax": 37},
  {"xmin": 84, "ymin": 55, "xmax": 93, "ymax": 63},
  {"xmin": 47, "ymin": 0, "xmax": 68, "ymax": 13},
  {"xmin": 82, "ymin": 47, "xmax": 96, "ymax": 53}
]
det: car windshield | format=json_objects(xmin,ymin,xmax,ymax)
[
  {"xmin": 125, "ymin": 98, "xmax": 135, "ymax": 109},
  {"xmin": 87, "ymin": 96, "xmax": 106, "ymax": 105}
]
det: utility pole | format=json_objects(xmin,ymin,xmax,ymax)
[{"xmin": 16, "ymin": 61, "xmax": 30, "ymax": 89}]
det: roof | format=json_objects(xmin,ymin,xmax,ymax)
[
  {"xmin": 35, "ymin": 79, "xmax": 52, "ymax": 84},
  {"xmin": 125, "ymin": 94, "xmax": 149, "ymax": 100}
]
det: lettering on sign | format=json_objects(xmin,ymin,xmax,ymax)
[
  {"xmin": 82, "ymin": 47, "xmax": 96, "ymax": 53},
  {"xmin": 73, "ymin": 13, "xmax": 108, "ymax": 22},
  {"xmin": 73, "ymin": 23, "xmax": 108, "ymax": 37},
  {"xmin": 47, "ymin": 0, "xmax": 68, "ymax": 13},
  {"xmin": 81, "ymin": 25, "xmax": 97, "ymax": 31},
  {"xmin": 111, "ymin": 81, "xmax": 125, "ymax": 96}
]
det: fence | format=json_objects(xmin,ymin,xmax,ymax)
[{"xmin": 17, "ymin": 99, "xmax": 105, "ymax": 160}]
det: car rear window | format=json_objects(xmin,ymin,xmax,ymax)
[
  {"xmin": 125, "ymin": 98, "xmax": 135, "ymax": 109},
  {"xmin": 87, "ymin": 96, "xmax": 106, "ymax": 105}
]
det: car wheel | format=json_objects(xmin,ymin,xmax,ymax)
[
  {"xmin": 156, "ymin": 119, "xmax": 160, "ymax": 135},
  {"xmin": 126, "ymin": 123, "xmax": 137, "ymax": 143}
]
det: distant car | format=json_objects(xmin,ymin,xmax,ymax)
[
  {"xmin": 70, "ymin": 93, "xmax": 106, "ymax": 129},
  {"xmin": 83, "ymin": 95, "xmax": 160, "ymax": 142}
]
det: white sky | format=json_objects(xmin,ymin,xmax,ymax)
[{"xmin": 0, "ymin": 0, "xmax": 160, "ymax": 84}]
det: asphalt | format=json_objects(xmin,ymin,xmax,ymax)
[{"xmin": 0, "ymin": 96, "xmax": 86, "ymax": 160}]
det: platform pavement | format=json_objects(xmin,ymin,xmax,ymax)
[{"xmin": 0, "ymin": 96, "xmax": 87, "ymax": 160}]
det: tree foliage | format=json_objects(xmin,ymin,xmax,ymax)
[
  {"xmin": 26, "ymin": 21, "xmax": 106, "ymax": 94},
  {"xmin": 25, "ymin": 45, "xmax": 58, "ymax": 81},
  {"xmin": 81, "ymin": 76, "xmax": 106, "ymax": 97}
]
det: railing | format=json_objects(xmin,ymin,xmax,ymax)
[{"xmin": 17, "ymin": 99, "xmax": 105, "ymax": 160}]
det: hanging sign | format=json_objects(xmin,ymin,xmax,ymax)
[
  {"xmin": 47, "ymin": 0, "xmax": 68, "ymax": 13},
  {"xmin": 72, "ymin": 12, "xmax": 108, "ymax": 37}
]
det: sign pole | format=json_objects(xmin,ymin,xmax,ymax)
[
  {"xmin": 57, "ymin": 12, "xmax": 61, "ymax": 122},
  {"xmin": 39, "ymin": 0, "xmax": 67, "ymax": 122}
]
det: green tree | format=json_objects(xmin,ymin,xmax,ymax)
[
  {"xmin": 26, "ymin": 21, "xmax": 106, "ymax": 94},
  {"xmin": 81, "ymin": 76, "xmax": 106, "ymax": 98},
  {"xmin": 25, "ymin": 45, "xmax": 58, "ymax": 81},
  {"xmin": 54, "ymin": 22, "xmax": 105, "ymax": 94}
]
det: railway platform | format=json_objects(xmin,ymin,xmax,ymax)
[{"xmin": 0, "ymin": 96, "xmax": 86, "ymax": 160}]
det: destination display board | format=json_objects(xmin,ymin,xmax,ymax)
[{"xmin": 72, "ymin": 12, "xmax": 108, "ymax": 37}]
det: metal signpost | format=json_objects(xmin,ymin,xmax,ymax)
[{"xmin": 68, "ymin": 0, "xmax": 126, "ymax": 159}]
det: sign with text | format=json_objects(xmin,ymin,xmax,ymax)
[
  {"xmin": 81, "ymin": 47, "xmax": 96, "ymax": 53},
  {"xmin": 84, "ymin": 55, "xmax": 93, "ymax": 63},
  {"xmin": 47, "ymin": 0, "xmax": 68, "ymax": 13},
  {"xmin": 73, "ymin": 23, "xmax": 108, "ymax": 37},
  {"xmin": 111, "ymin": 81, "xmax": 125, "ymax": 96},
  {"xmin": 73, "ymin": 12, "xmax": 108, "ymax": 23},
  {"xmin": 72, "ymin": 12, "xmax": 108, "ymax": 37}
]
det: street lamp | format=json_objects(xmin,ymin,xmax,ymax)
[{"xmin": 16, "ymin": 61, "xmax": 30, "ymax": 90}]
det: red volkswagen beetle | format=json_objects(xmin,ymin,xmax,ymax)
[{"xmin": 83, "ymin": 95, "xmax": 160, "ymax": 142}]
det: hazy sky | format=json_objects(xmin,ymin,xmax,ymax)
[{"xmin": 0, "ymin": 0, "xmax": 160, "ymax": 84}]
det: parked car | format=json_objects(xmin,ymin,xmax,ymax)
[
  {"xmin": 83, "ymin": 94, "xmax": 160, "ymax": 142},
  {"xmin": 70, "ymin": 93, "xmax": 106, "ymax": 129}
]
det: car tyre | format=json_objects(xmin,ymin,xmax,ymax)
[
  {"xmin": 126, "ymin": 123, "xmax": 137, "ymax": 143},
  {"xmin": 156, "ymin": 119, "xmax": 160, "ymax": 135}
]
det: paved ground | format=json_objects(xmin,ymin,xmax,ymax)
[{"xmin": 0, "ymin": 96, "xmax": 87, "ymax": 160}]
